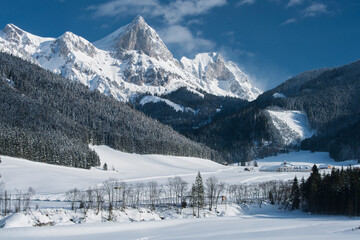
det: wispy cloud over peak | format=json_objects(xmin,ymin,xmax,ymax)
[
  {"xmin": 159, "ymin": 25, "xmax": 215, "ymax": 56},
  {"xmin": 281, "ymin": 18, "xmax": 297, "ymax": 25},
  {"xmin": 236, "ymin": 0, "xmax": 255, "ymax": 7},
  {"xmin": 87, "ymin": 0, "xmax": 226, "ymax": 58},
  {"xmin": 302, "ymin": 2, "xmax": 328, "ymax": 17},
  {"xmin": 88, "ymin": 0, "xmax": 227, "ymax": 25},
  {"xmin": 286, "ymin": 0, "xmax": 303, "ymax": 8}
]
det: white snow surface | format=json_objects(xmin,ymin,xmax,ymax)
[
  {"xmin": 139, "ymin": 95, "xmax": 195, "ymax": 113},
  {"xmin": 267, "ymin": 109, "xmax": 316, "ymax": 145},
  {"xmin": 1, "ymin": 147, "xmax": 359, "ymax": 238},
  {"xmin": 0, "ymin": 145, "xmax": 357, "ymax": 195},
  {"xmin": 0, "ymin": 207, "xmax": 359, "ymax": 240},
  {"xmin": 0, "ymin": 19, "xmax": 261, "ymax": 102}
]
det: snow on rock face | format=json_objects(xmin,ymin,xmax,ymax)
[
  {"xmin": 0, "ymin": 17, "xmax": 261, "ymax": 102},
  {"xmin": 266, "ymin": 109, "xmax": 315, "ymax": 145},
  {"xmin": 52, "ymin": 32, "xmax": 97, "ymax": 58},
  {"xmin": 181, "ymin": 52, "xmax": 262, "ymax": 101},
  {"xmin": 0, "ymin": 23, "xmax": 55, "ymax": 62}
]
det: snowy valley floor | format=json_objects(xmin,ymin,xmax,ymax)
[{"xmin": 0, "ymin": 146, "xmax": 359, "ymax": 239}]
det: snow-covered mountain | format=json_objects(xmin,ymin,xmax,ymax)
[
  {"xmin": 0, "ymin": 16, "xmax": 261, "ymax": 102},
  {"xmin": 181, "ymin": 52, "xmax": 261, "ymax": 101}
]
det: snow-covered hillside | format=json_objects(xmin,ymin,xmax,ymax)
[
  {"xmin": 0, "ymin": 16, "xmax": 261, "ymax": 102},
  {"xmin": 267, "ymin": 109, "xmax": 315, "ymax": 145}
]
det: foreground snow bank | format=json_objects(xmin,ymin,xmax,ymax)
[
  {"xmin": 0, "ymin": 204, "xmax": 242, "ymax": 228},
  {"xmin": 1, "ymin": 210, "xmax": 359, "ymax": 240}
]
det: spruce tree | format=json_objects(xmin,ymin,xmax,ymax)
[{"xmin": 290, "ymin": 176, "xmax": 300, "ymax": 210}]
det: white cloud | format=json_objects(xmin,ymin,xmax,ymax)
[
  {"xmin": 236, "ymin": 0, "xmax": 255, "ymax": 7},
  {"xmin": 280, "ymin": 18, "xmax": 297, "ymax": 25},
  {"xmin": 286, "ymin": 0, "xmax": 303, "ymax": 8},
  {"xmin": 159, "ymin": 25, "xmax": 215, "ymax": 56},
  {"xmin": 88, "ymin": 0, "xmax": 227, "ymax": 24},
  {"xmin": 302, "ymin": 2, "xmax": 328, "ymax": 17}
]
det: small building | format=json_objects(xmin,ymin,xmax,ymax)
[{"xmin": 260, "ymin": 161, "xmax": 311, "ymax": 172}]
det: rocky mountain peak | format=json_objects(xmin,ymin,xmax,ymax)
[
  {"xmin": 94, "ymin": 15, "xmax": 174, "ymax": 61},
  {"xmin": 180, "ymin": 52, "xmax": 262, "ymax": 101},
  {"xmin": 54, "ymin": 31, "xmax": 96, "ymax": 58},
  {"xmin": 2, "ymin": 24, "xmax": 28, "ymax": 43}
]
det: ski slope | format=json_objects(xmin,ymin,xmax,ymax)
[{"xmin": 267, "ymin": 109, "xmax": 315, "ymax": 145}]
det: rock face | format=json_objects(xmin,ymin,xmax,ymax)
[
  {"xmin": 95, "ymin": 16, "xmax": 174, "ymax": 62},
  {"xmin": 0, "ymin": 16, "xmax": 262, "ymax": 102},
  {"xmin": 181, "ymin": 53, "xmax": 261, "ymax": 101}
]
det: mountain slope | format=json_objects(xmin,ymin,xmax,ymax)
[
  {"xmin": 0, "ymin": 16, "xmax": 261, "ymax": 102},
  {"xmin": 0, "ymin": 53, "xmax": 219, "ymax": 168},
  {"xmin": 189, "ymin": 59, "xmax": 360, "ymax": 162}
]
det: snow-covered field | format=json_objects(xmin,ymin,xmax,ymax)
[
  {"xmin": 0, "ymin": 146, "xmax": 359, "ymax": 239},
  {"xmin": 0, "ymin": 145, "xmax": 358, "ymax": 194},
  {"xmin": 0, "ymin": 208, "xmax": 359, "ymax": 240}
]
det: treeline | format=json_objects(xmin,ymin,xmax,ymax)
[
  {"xmin": 0, "ymin": 53, "xmax": 218, "ymax": 168},
  {"xmin": 301, "ymin": 165, "xmax": 360, "ymax": 216}
]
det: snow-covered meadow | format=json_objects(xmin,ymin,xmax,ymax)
[
  {"xmin": 2, "ymin": 145, "xmax": 356, "ymax": 194},
  {"xmin": 0, "ymin": 145, "xmax": 359, "ymax": 239}
]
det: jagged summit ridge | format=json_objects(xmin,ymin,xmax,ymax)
[
  {"xmin": 0, "ymin": 16, "xmax": 261, "ymax": 102},
  {"xmin": 94, "ymin": 15, "xmax": 174, "ymax": 61},
  {"xmin": 53, "ymin": 31, "xmax": 97, "ymax": 58},
  {"xmin": 181, "ymin": 52, "xmax": 262, "ymax": 101}
]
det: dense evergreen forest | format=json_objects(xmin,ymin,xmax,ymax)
[
  {"xmin": 134, "ymin": 87, "xmax": 249, "ymax": 133},
  {"xmin": 301, "ymin": 165, "xmax": 360, "ymax": 216},
  {"xmin": 0, "ymin": 53, "xmax": 218, "ymax": 168}
]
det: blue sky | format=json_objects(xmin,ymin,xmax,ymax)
[{"xmin": 1, "ymin": 0, "xmax": 359, "ymax": 90}]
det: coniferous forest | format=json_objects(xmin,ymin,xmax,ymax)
[{"xmin": 301, "ymin": 165, "xmax": 360, "ymax": 216}]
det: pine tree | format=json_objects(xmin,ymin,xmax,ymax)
[
  {"xmin": 290, "ymin": 176, "xmax": 300, "ymax": 210},
  {"xmin": 193, "ymin": 171, "xmax": 204, "ymax": 218}
]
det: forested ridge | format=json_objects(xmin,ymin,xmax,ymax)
[
  {"xmin": 0, "ymin": 53, "xmax": 218, "ymax": 168},
  {"xmin": 188, "ymin": 60, "xmax": 360, "ymax": 163},
  {"xmin": 134, "ymin": 87, "xmax": 249, "ymax": 133}
]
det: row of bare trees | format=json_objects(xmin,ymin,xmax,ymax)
[
  {"xmin": 65, "ymin": 174, "xmax": 296, "ymax": 219},
  {"xmin": 0, "ymin": 183, "xmax": 35, "ymax": 216},
  {"xmin": 0, "ymin": 174, "xmax": 296, "ymax": 218}
]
